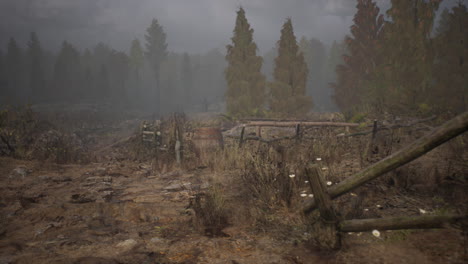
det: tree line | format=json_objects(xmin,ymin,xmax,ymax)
[
  {"xmin": 333, "ymin": 0, "xmax": 467, "ymax": 119},
  {"xmin": 0, "ymin": 20, "xmax": 226, "ymax": 115},
  {"xmin": 2, "ymin": 0, "xmax": 464, "ymax": 119},
  {"xmin": 225, "ymin": 0, "xmax": 467, "ymax": 119}
]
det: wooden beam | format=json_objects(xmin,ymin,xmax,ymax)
[
  {"xmin": 246, "ymin": 121, "xmax": 359, "ymax": 127},
  {"xmin": 306, "ymin": 165, "xmax": 341, "ymax": 249},
  {"xmin": 340, "ymin": 215, "xmax": 465, "ymax": 232},
  {"xmin": 303, "ymin": 112, "xmax": 468, "ymax": 214}
]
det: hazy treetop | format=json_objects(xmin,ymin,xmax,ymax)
[{"xmin": 0, "ymin": 0, "xmax": 459, "ymax": 54}]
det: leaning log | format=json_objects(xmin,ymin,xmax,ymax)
[
  {"xmin": 340, "ymin": 215, "xmax": 465, "ymax": 232},
  {"xmin": 306, "ymin": 165, "xmax": 341, "ymax": 249},
  {"xmin": 303, "ymin": 112, "xmax": 468, "ymax": 214},
  {"xmin": 246, "ymin": 121, "xmax": 359, "ymax": 127}
]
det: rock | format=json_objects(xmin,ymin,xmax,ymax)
[
  {"xmin": 164, "ymin": 182, "xmax": 191, "ymax": 192},
  {"xmin": 135, "ymin": 170, "xmax": 150, "ymax": 177},
  {"xmin": 52, "ymin": 176, "xmax": 72, "ymax": 183},
  {"xmin": 200, "ymin": 182, "xmax": 211, "ymax": 190},
  {"xmin": 160, "ymin": 170, "xmax": 182, "ymax": 179},
  {"xmin": 92, "ymin": 167, "xmax": 108, "ymax": 176},
  {"xmin": 9, "ymin": 166, "xmax": 29, "ymax": 179},
  {"xmin": 70, "ymin": 193, "xmax": 96, "ymax": 203},
  {"xmin": 86, "ymin": 176, "xmax": 112, "ymax": 183},
  {"xmin": 116, "ymin": 239, "xmax": 138, "ymax": 250},
  {"xmin": 38, "ymin": 175, "xmax": 52, "ymax": 181}
]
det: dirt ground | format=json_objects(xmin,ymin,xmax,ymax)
[{"xmin": 0, "ymin": 113, "xmax": 467, "ymax": 264}]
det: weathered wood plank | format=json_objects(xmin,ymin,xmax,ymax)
[
  {"xmin": 303, "ymin": 112, "xmax": 468, "ymax": 214},
  {"xmin": 246, "ymin": 121, "xmax": 359, "ymax": 127},
  {"xmin": 340, "ymin": 215, "xmax": 465, "ymax": 232}
]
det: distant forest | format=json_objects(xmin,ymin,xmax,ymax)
[{"xmin": 0, "ymin": 0, "xmax": 466, "ymax": 119}]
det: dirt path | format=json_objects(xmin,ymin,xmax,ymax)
[{"xmin": 0, "ymin": 157, "xmax": 466, "ymax": 264}]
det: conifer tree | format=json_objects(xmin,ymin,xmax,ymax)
[
  {"xmin": 145, "ymin": 19, "xmax": 168, "ymax": 116},
  {"xmin": 381, "ymin": 0, "xmax": 440, "ymax": 113},
  {"xmin": 130, "ymin": 38, "xmax": 144, "ymax": 105},
  {"xmin": 53, "ymin": 41, "xmax": 82, "ymax": 102},
  {"xmin": 27, "ymin": 32, "xmax": 45, "ymax": 103},
  {"xmin": 108, "ymin": 50, "xmax": 129, "ymax": 105},
  {"xmin": 5, "ymin": 38, "xmax": 23, "ymax": 103},
  {"xmin": 332, "ymin": 0, "xmax": 384, "ymax": 115},
  {"xmin": 181, "ymin": 53, "xmax": 193, "ymax": 108},
  {"xmin": 269, "ymin": 18, "xmax": 312, "ymax": 117},
  {"xmin": 97, "ymin": 65, "xmax": 110, "ymax": 102},
  {"xmin": 225, "ymin": 7, "xmax": 266, "ymax": 117},
  {"xmin": 433, "ymin": 3, "xmax": 468, "ymax": 114}
]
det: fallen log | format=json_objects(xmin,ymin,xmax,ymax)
[
  {"xmin": 302, "ymin": 112, "xmax": 468, "ymax": 214},
  {"xmin": 340, "ymin": 215, "xmax": 465, "ymax": 232},
  {"xmin": 246, "ymin": 121, "xmax": 359, "ymax": 127}
]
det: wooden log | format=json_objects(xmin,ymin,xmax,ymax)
[
  {"xmin": 303, "ymin": 112, "xmax": 468, "ymax": 214},
  {"xmin": 340, "ymin": 215, "xmax": 465, "ymax": 232},
  {"xmin": 306, "ymin": 165, "xmax": 341, "ymax": 249},
  {"xmin": 246, "ymin": 121, "xmax": 359, "ymax": 127},
  {"xmin": 307, "ymin": 165, "xmax": 337, "ymax": 222}
]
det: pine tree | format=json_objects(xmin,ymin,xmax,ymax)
[
  {"xmin": 5, "ymin": 38, "xmax": 24, "ymax": 103},
  {"xmin": 181, "ymin": 52, "xmax": 193, "ymax": 109},
  {"xmin": 108, "ymin": 50, "xmax": 129, "ymax": 105},
  {"xmin": 53, "ymin": 41, "xmax": 82, "ymax": 102},
  {"xmin": 433, "ymin": 3, "xmax": 468, "ymax": 114},
  {"xmin": 27, "ymin": 32, "xmax": 45, "ymax": 103},
  {"xmin": 225, "ymin": 7, "xmax": 266, "ymax": 117},
  {"xmin": 381, "ymin": 0, "xmax": 440, "ymax": 113},
  {"xmin": 145, "ymin": 19, "xmax": 168, "ymax": 116},
  {"xmin": 82, "ymin": 49, "xmax": 95, "ymax": 101},
  {"xmin": 96, "ymin": 65, "xmax": 110, "ymax": 102},
  {"xmin": 331, "ymin": 0, "xmax": 384, "ymax": 116},
  {"xmin": 130, "ymin": 38, "xmax": 144, "ymax": 106},
  {"xmin": 269, "ymin": 18, "xmax": 312, "ymax": 117}
]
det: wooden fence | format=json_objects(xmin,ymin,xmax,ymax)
[{"xmin": 301, "ymin": 112, "xmax": 468, "ymax": 249}]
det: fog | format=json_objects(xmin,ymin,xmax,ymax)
[{"xmin": 0, "ymin": 0, "xmax": 464, "ymax": 116}]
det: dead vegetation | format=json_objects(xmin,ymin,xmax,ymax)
[{"xmin": 1, "ymin": 109, "xmax": 467, "ymax": 263}]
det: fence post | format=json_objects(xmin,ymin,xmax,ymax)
[
  {"xmin": 306, "ymin": 164, "xmax": 341, "ymax": 249},
  {"xmin": 238, "ymin": 126, "xmax": 245, "ymax": 148}
]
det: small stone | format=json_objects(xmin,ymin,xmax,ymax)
[
  {"xmin": 116, "ymin": 239, "xmax": 138, "ymax": 250},
  {"xmin": 9, "ymin": 166, "xmax": 29, "ymax": 179}
]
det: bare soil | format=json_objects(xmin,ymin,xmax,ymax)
[{"xmin": 0, "ymin": 115, "xmax": 467, "ymax": 264}]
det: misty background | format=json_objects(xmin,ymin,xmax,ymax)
[{"xmin": 0, "ymin": 0, "xmax": 462, "ymax": 114}]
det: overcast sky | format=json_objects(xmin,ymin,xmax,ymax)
[{"xmin": 0, "ymin": 0, "xmax": 462, "ymax": 55}]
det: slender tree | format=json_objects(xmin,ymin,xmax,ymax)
[
  {"xmin": 53, "ymin": 41, "xmax": 82, "ymax": 102},
  {"xmin": 181, "ymin": 52, "xmax": 193, "ymax": 109},
  {"xmin": 269, "ymin": 18, "xmax": 312, "ymax": 117},
  {"xmin": 225, "ymin": 7, "xmax": 266, "ymax": 117},
  {"xmin": 332, "ymin": 0, "xmax": 385, "ymax": 115},
  {"xmin": 381, "ymin": 0, "xmax": 440, "ymax": 113},
  {"xmin": 5, "ymin": 38, "xmax": 24, "ymax": 103},
  {"xmin": 27, "ymin": 32, "xmax": 45, "ymax": 103},
  {"xmin": 145, "ymin": 19, "xmax": 168, "ymax": 116},
  {"xmin": 130, "ymin": 38, "xmax": 144, "ymax": 105},
  {"xmin": 433, "ymin": 3, "xmax": 468, "ymax": 114},
  {"xmin": 108, "ymin": 50, "xmax": 130, "ymax": 105}
]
